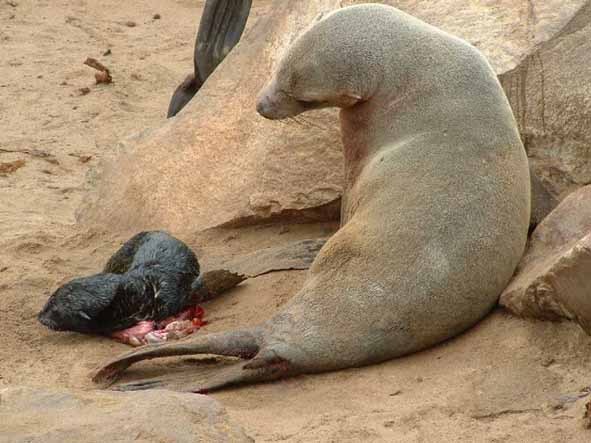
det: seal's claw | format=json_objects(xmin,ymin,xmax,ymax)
[
  {"xmin": 92, "ymin": 360, "xmax": 131, "ymax": 386},
  {"xmin": 112, "ymin": 379, "xmax": 163, "ymax": 391}
]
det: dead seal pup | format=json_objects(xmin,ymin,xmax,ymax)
[
  {"xmin": 38, "ymin": 231, "xmax": 244, "ymax": 346},
  {"xmin": 167, "ymin": 0, "xmax": 252, "ymax": 118},
  {"xmin": 94, "ymin": 4, "xmax": 530, "ymax": 391}
]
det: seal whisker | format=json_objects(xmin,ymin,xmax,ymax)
[{"xmin": 293, "ymin": 115, "xmax": 327, "ymax": 130}]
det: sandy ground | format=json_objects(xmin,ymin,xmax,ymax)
[{"xmin": 2, "ymin": 1, "xmax": 591, "ymax": 441}]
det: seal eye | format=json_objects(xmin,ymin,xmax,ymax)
[{"xmin": 297, "ymin": 99, "xmax": 328, "ymax": 111}]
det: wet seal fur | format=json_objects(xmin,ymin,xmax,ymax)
[
  {"xmin": 94, "ymin": 4, "xmax": 530, "ymax": 392},
  {"xmin": 38, "ymin": 231, "xmax": 243, "ymax": 337},
  {"xmin": 167, "ymin": 0, "xmax": 252, "ymax": 118}
]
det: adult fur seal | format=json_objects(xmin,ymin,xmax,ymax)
[
  {"xmin": 38, "ymin": 231, "xmax": 244, "ymax": 345},
  {"xmin": 167, "ymin": 0, "xmax": 252, "ymax": 118},
  {"xmin": 94, "ymin": 4, "xmax": 530, "ymax": 391}
]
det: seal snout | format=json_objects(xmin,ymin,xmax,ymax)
[
  {"xmin": 255, "ymin": 92, "xmax": 305, "ymax": 120},
  {"xmin": 37, "ymin": 309, "xmax": 60, "ymax": 331},
  {"xmin": 255, "ymin": 88, "xmax": 284, "ymax": 120},
  {"xmin": 256, "ymin": 80, "xmax": 306, "ymax": 120},
  {"xmin": 255, "ymin": 96, "xmax": 275, "ymax": 120}
]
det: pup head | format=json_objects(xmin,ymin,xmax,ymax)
[{"xmin": 37, "ymin": 274, "xmax": 123, "ymax": 334}]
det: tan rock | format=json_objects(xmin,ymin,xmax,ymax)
[
  {"xmin": 529, "ymin": 164, "xmax": 559, "ymax": 231},
  {"xmin": 500, "ymin": 186, "xmax": 591, "ymax": 334},
  {"xmin": 79, "ymin": 0, "xmax": 589, "ymax": 233},
  {"xmin": 360, "ymin": 0, "xmax": 588, "ymax": 74},
  {"xmin": 79, "ymin": 1, "xmax": 344, "ymax": 235},
  {"xmin": 0, "ymin": 386, "xmax": 252, "ymax": 443},
  {"xmin": 499, "ymin": 2, "xmax": 591, "ymax": 198}
]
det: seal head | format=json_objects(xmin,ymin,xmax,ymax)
[{"xmin": 38, "ymin": 274, "xmax": 127, "ymax": 333}]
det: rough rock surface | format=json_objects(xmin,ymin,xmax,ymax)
[
  {"xmin": 79, "ymin": 0, "xmax": 344, "ymax": 234},
  {"xmin": 221, "ymin": 238, "xmax": 327, "ymax": 277},
  {"xmin": 529, "ymin": 164, "xmax": 559, "ymax": 231},
  {"xmin": 500, "ymin": 186, "xmax": 591, "ymax": 334},
  {"xmin": 79, "ymin": 0, "xmax": 591, "ymax": 234},
  {"xmin": 376, "ymin": 0, "xmax": 589, "ymax": 74},
  {"xmin": 0, "ymin": 386, "xmax": 251, "ymax": 443},
  {"xmin": 499, "ymin": 1, "xmax": 591, "ymax": 198}
]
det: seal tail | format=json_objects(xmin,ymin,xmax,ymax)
[{"xmin": 92, "ymin": 328, "xmax": 260, "ymax": 386}]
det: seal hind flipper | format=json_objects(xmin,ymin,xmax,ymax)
[
  {"xmin": 103, "ymin": 231, "xmax": 151, "ymax": 274},
  {"xmin": 195, "ymin": 0, "xmax": 252, "ymax": 83},
  {"xmin": 93, "ymin": 329, "xmax": 261, "ymax": 386},
  {"xmin": 193, "ymin": 270, "xmax": 246, "ymax": 302},
  {"xmin": 110, "ymin": 359, "xmax": 292, "ymax": 393},
  {"xmin": 167, "ymin": 0, "xmax": 252, "ymax": 118}
]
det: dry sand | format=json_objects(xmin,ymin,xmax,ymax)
[{"xmin": 1, "ymin": 1, "xmax": 591, "ymax": 441}]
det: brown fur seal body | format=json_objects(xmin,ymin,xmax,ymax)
[{"xmin": 94, "ymin": 4, "xmax": 530, "ymax": 391}]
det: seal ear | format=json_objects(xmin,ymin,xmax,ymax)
[{"xmin": 338, "ymin": 92, "xmax": 363, "ymax": 107}]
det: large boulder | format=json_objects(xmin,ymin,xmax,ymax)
[
  {"xmin": 499, "ymin": 1, "xmax": 591, "ymax": 198},
  {"xmin": 374, "ymin": 0, "xmax": 588, "ymax": 74},
  {"xmin": 0, "ymin": 386, "xmax": 252, "ymax": 443},
  {"xmin": 80, "ymin": 0, "xmax": 344, "ymax": 234},
  {"xmin": 500, "ymin": 186, "xmax": 591, "ymax": 334},
  {"xmin": 80, "ymin": 0, "xmax": 590, "ymax": 234}
]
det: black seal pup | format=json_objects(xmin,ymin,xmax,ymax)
[
  {"xmin": 38, "ymin": 231, "xmax": 244, "ymax": 346},
  {"xmin": 167, "ymin": 0, "xmax": 252, "ymax": 118},
  {"xmin": 94, "ymin": 4, "xmax": 529, "ymax": 391}
]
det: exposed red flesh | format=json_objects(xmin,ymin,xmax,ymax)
[{"xmin": 110, "ymin": 306, "xmax": 206, "ymax": 347}]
